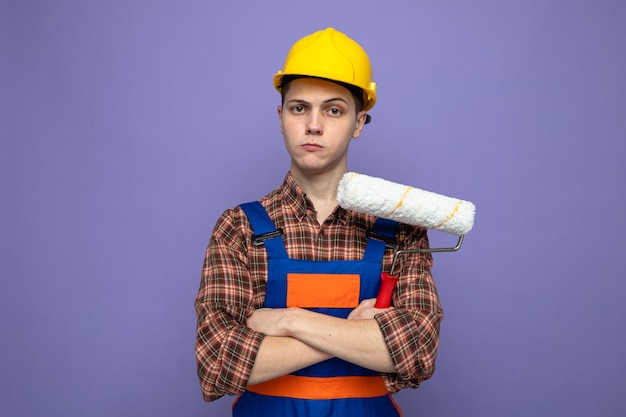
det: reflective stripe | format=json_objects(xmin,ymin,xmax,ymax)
[
  {"xmin": 247, "ymin": 375, "xmax": 388, "ymax": 400},
  {"xmin": 287, "ymin": 273, "xmax": 360, "ymax": 308}
]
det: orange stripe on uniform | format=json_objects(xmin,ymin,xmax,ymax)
[
  {"xmin": 247, "ymin": 375, "xmax": 388, "ymax": 400},
  {"xmin": 286, "ymin": 273, "xmax": 360, "ymax": 308}
]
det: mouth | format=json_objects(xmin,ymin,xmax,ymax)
[{"xmin": 301, "ymin": 143, "xmax": 323, "ymax": 151}]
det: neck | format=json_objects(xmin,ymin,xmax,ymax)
[{"xmin": 290, "ymin": 168, "xmax": 347, "ymax": 223}]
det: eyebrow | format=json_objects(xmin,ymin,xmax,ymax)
[{"xmin": 285, "ymin": 97, "xmax": 351, "ymax": 106}]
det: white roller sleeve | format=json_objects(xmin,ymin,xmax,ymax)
[{"xmin": 337, "ymin": 172, "xmax": 476, "ymax": 235}]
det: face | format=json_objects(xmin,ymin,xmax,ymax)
[{"xmin": 278, "ymin": 77, "xmax": 368, "ymax": 180}]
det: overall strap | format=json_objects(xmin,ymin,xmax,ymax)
[
  {"xmin": 239, "ymin": 201, "xmax": 288, "ymax": 259},
  {"xmin": 363, "ymin": 217, "xmax": 398, "ymax": 263}
]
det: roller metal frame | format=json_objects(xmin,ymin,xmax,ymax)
[{"xmin": 389, "ymin": 235, "xmax": 465, "ymax": 276}]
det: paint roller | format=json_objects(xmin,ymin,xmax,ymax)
[{"xmin": 336, "ymin": 172, "xmax": 476, "ymax": 308}]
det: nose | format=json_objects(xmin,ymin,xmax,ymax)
[{"xmin": 306, "ymin": 109, "xmax": 323, "ymax": 135}]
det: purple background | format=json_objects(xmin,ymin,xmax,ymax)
[{"xmin": 2, "ymin": 1, "xmax": 625, "ymax": 416}]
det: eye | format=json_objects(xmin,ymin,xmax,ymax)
[
  {"xmin": 291, "ymin": 105, "xmax": 306, "ymax": 114},
  {"xmin": 328, "ymin": 107, "xmax": 343, "ymax": 116}
]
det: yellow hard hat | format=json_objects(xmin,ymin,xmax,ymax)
[{"xmin": 273, "ymin": 27, "xmax": 377, "ymax": 111}]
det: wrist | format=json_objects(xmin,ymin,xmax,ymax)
[{"xmin": 282, "ymin": 307, "xmax": 306, "ymax": 337}]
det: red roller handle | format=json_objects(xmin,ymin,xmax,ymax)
[{"xmin": 374, "ymin": 272, "xmax": 399, "ymax": 308}]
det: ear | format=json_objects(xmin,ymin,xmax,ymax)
[
  {"xmin": 277, "ymin": 105, "xmax": 284, "ymax": 134},
  {"xmin": 352, "ymin": 111, "xmax": 368, "ymax": 139}
]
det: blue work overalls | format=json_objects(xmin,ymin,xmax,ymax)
[{"xmin": 233, "ymin": 201, "xmax": 402, "ymax": 417}]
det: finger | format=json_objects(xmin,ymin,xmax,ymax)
[{"xmin": 359, "ymin": 298, "xmax": 377, "ymax": 308}]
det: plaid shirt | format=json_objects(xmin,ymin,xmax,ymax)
[{"xmin": 195, "ymin": 173, "xmax": 443, "ymax": 402}]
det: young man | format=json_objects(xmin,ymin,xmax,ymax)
[{"xmin": 195, "ymin": 27, "xmax": 443, "ymax": 417}]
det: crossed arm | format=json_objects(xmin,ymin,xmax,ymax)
[{"xmin": 246, "ymin": 299, "xmax": 395, "ymax": 385}]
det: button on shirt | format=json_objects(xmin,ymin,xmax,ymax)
[{"xmin": 194, "ymin": 173, "xmax": 444, "ymax": 402}]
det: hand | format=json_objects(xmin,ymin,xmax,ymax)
[
  {"xmin": 347, "ymin": 298, "xmax": 392, "ymax": 320},
  {"xmin": 247, "ymin": 307, "xmax": 293, "ymax": 337}
]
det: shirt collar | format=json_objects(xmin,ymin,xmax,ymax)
[{"xmin": 281, "ymin": 172, "xmax": 349, "ymax": 224}]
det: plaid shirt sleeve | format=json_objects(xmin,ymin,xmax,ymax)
[
  {"xmin": 194, "ymin": 207, "xmax": 265, "ymax": 402},
  {"xmin": 376, "ymin": 225, "xmax": 444, "ymax": 392}
]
